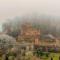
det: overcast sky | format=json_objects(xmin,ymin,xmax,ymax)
[
  {"xmin": 0, "ymin": 0, "xmax": 60, "ymax": 22},
  {"xmin": 0, "ymin": 0, "xmax": 60, "ymax": 31}
]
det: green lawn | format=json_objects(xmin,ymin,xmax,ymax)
[{"xmin": 43, "ymin": 53, "xmax": 60, "ymax": 60}]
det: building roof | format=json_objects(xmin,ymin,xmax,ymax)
[{"xmin": 40, "ymin": 34, "xmax": 55, "ymax": 40}]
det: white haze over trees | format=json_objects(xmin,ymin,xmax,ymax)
[
  {"xmin": 2, "ymin": 15, "xmax": 60, "ymax": 38},
  {"xmin": 0, "ymin": 0, "xmax": 60, "ymax": 36}
]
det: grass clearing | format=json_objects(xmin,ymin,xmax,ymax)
[{"xmin": 42, "ymin": 53, "xmax": 60, "ymax": 60}]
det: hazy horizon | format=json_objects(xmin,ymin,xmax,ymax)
[
  {"xmin": 0, "ymin": 0, "xmax": 60, "ymax": 22},
  {"xmin": 0, "ymin": 0, "xmax": 60, "ymax": 31}
]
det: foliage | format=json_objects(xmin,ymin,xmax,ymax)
[{"xmin": 0, "ymin": 34, "xmax": 16, "ymax": 55}]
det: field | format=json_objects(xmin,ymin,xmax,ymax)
[{"xmin": 42, "ymin": 53, "xmax": 60, "ymax": 60}]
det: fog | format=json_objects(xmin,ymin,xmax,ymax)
[
  {"xmin": 0, "ymin": 0, "xmax": 60, "ymax": 31},
  {"xmin": 0, "ymin": 0, "xmax": 60, "ymax": 21}
]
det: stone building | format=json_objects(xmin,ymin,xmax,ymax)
[
  {"xmin": 17, "ymin": 23, "xmax": 40, "ymax": 46},
  {"xmin": 40, "ymin": 34, "xmax": 60, "ymax": 47}
]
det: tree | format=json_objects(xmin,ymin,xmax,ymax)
[{"xmin": 0, "ymin": 34, "xmax": 16, "ymax": 55}]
